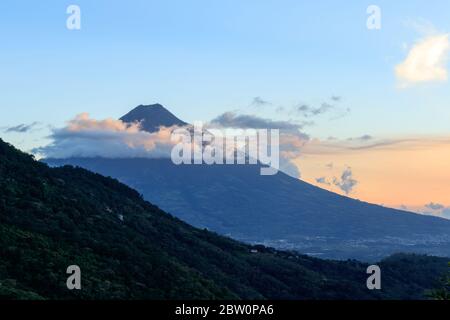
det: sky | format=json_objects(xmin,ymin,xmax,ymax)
[{"xmin": 1, "ymin": 0, "xmax": 450, "ymax": 217}]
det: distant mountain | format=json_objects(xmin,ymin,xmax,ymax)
[
  {"xmin": 46, "ymin": 157, "xmax": 450, "ymax": 261},
  {"xmin": 120, "ymin": 104, "xmax": 187, "ymax": 132},
  {"xmin": 43, "ymin": 105, "xmax": 450, "ymax": 262},
  {"xmin": 3, "ymin": 138, "xmax": 449, "ymax": 299}
]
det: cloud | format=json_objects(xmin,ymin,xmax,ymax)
[
  {"xmin": 330, "ymin": 96, "xmax": 342, "ymax": 102},
  {"xmin": 277, "ymin": 131, "xmax": 310, "ymax": 179},
  {"xmin": 348, "ymin": 139, "xmax": 412, "ymax": 151},
  {"xmin": 210, "ymin": 112, "xmax": 308, "ymax": 132},
  {"xmin": 313, "ymin": 166, "xmax": 358, "ymax": 195},
  {"xmin": 420, "ymin": 202, "xmax": 450, "ymax": 219},
  {"xmin": 347, "ymin": 134, "xmax": 373, "ymax": 141},
  {"xmin": 443, "ymin": 208, "xmax": 450, "ymax": 219},
  {"xmin": 4, "ymin": 122, "xmax": 40, "ymax": 133},
  {"xmin": 213, "ymin": 113, "xmax": 313, "ymax": 155},
  {"xmin": 210, "ymin": 112, "xmax": 310, "ymax": 178},
  {"xmin": 250, "ymin": 97, "xmax": 272, "ymax": 107},
  {"xmin": 275, "ymin": 106, "xmax": 286, "ymax": 113},
  {"xmin": 35, "ymin": 113, "xmax": 183, "ymax": 159},
  {"xmin": 293, "ymin": 103, "xmax": 334, "ymax": 118},
  {"xmin": 36, "ymin": 112, "xmax": 307, "ymax": 179},
  {"xmin": 279, "ymin": 132, "xmax": 309, "ymax": 154},
  {"xmin": 280, "ymin": 159, "xmax": 301, "ymax": 179},
  {"xmin": 333, "ymin": 167, "xmax": 358, "ymax": 195},
  {"xmin": 290, "ymin": 101, "xmax": 349, "ymax": 121},
  {"xmin": 276, "ymin": 133, "xmax": 307, "ymax": 178},
  {"xmin": 315, "ymin": 176, "xmax": 330, "ymax": 185},
  {"xmin": 301, "ymin": 136, "xmax": 415, "ymax": 156},
  {"xmin": 425, "ymin": 202, "xmax": 445, "ymax": 211},
  {"xmin": 395, "ymin": 34, "xmax": 450, "ymax": 86},
  {"xmin": 359, "ymin": 134, "xmax": 373, "ymax": 141},
  {"xmin": 247, "ymin": 96, "xmax": 349, "ymax": 121},
  {"xmin": 307, "ymin": 136, "xmax": 450, "ymax": 155}
]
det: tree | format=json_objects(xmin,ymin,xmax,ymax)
[{"xmin": 430, "ymin": 262, "xmax": 450, "ymax": 300}]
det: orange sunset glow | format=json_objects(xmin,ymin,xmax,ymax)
[{"xmin": 296, "ymin": 136, "xmax": 450, "ymax": 214}]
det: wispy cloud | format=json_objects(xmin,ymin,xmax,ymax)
[
  {"xmin": 330, "ymin": 96, "xmax": 342, "ymax": 102},
  {"xmin": 250, "ymin": 96, "xmax": 272, "ymax": 107},
  {"xmin": 210, "ymin": 111, "xmax": 309, "ymax": 132},
  {"xmin": 301, "ymin": 136, "xmax": 437, "ymax": 155},
  {"xmin": 4, "ymin": 122, "xmax": 40, "ymax": 133},
  {"xmin": 293, "ymin": 103, "xmax": 334, "ymax": 118},
  {"xmin": 347, "ymin": 134, "xmax": 373, "ymax": 141},
  {"xmin": 246, "ymin": 95, "xmax": 349, "ymax": 121}
]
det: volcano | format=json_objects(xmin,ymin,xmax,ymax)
[
  {"xmin": 120, "ymin": 104, "xmax": 187, "ymax": 132},
  {"xmin": 45, "ymin": 104, "xmax": 450, "ymax": 261}
]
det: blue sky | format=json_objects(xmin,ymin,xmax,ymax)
[
  {"xmin": 1, "ymin": 0, "xmax": 450, "ymax": 149},
  {"xmin": 2, "ymin": 1, "xmax": 450, "ymax": 214}
]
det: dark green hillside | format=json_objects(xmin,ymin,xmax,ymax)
[{"xmin": 0, "ymin": 138, "xmax": 448, "ymax": 300}]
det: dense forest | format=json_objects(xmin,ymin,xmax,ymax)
[{"xmin": 0, "ymin": 138, "xmax": 448, "ymax": 300}]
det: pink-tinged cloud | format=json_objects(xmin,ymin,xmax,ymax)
[
  {"xmin": 35, "ymin": 113, "xmax": 185, "ymax": 159},
  {"xmin": 35, "ymin": 113, "xmax": 307, "ymax": 179}
]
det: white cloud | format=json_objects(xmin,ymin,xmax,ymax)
[
  {"xmin": 35, "ymin": 113, "xmax": 307, "ymax": 179},
  {"xmin": 395, "ymin": 34, "xmax": 450, "ymax": 87},
  {"xmin": 34, "ymin": 113, "xmax": 185, "ymax": 159}
]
